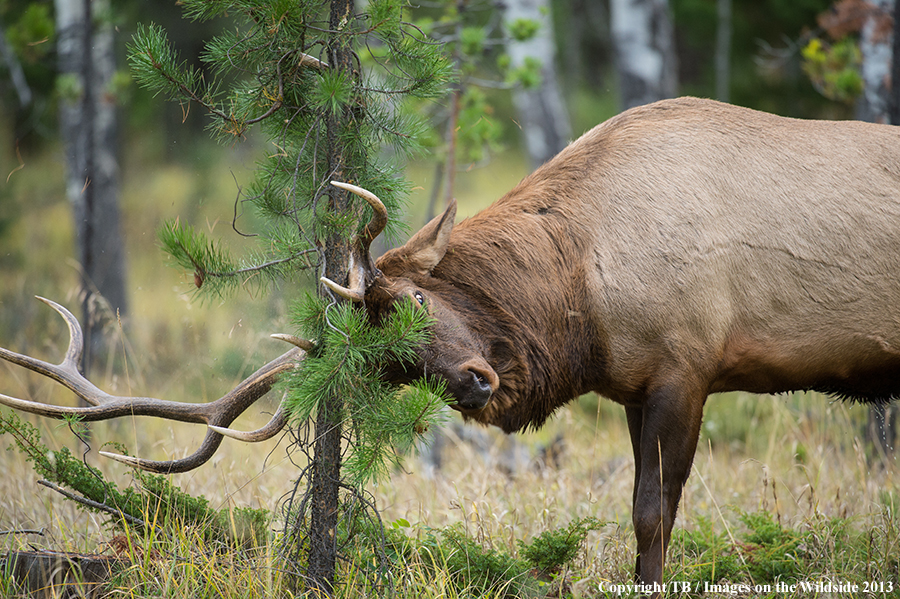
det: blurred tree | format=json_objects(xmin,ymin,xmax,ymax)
[
  {"xmin": 0, "ymin": 1, "xmax": 56, "ymax": 145},
  {"xmin": 675, "ymin": 0, "xmax": 839, "ymax": 116},
  {"xmin": 857, "ymin": 0, "xmax": 894, "ymax": 122},
  {"xmin": 855, "ymin": 0, "xmax": 897, "ymax": 456},
  {"xmin": 716, "ymin": 0, "xmax": 732, "ymax": 101},
  {"xmin": 891, "ymin": 0, "xmax": 900, "ymax": 121},
  {"xmin": 55, "ymin": 0, "xmax": 127, "ymax": 380},
  {"xmin": 0, "ymin": 15, "xmax": 31, "ymax": 110},
  {"xmin": 611, "ymin": 0, "xmax": 678, "ymax": 109},
  {"xmin": 554, "ymin": 0, "xmax": 611, "ymax": 93},
  {"xmin": 502, "ymin": 0, "xmax": 571, "ymax": 168},
  {"xmin": 414, "ymin": 0, "xmax": 545, "ymax": 222}
]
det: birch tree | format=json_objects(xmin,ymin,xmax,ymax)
[
  {"xmin": 55, "ymin": 0, "xmax": 126, "ymax": 377},
  {"xmin": 610, "ymin": 0, "xmax": 678, "ymax": 109},
  {"xmin": 858, "ymin": 0, "xmax": 897, "ymax": 456},
  {"xmin": 502, "ymin": 0, "xmax": 571, "ymax": 168},
  {"xmin": 858, "ymin": 0, "xmax": 894, "ymax": 122}
]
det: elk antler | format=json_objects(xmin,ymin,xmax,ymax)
[
  {"xmin": 0, "ymin": 297, "xmax": 310, "ymax": 473},
  {"xmin": 319, "ymin": 181, "xmax": 387, "ymax": 302}
]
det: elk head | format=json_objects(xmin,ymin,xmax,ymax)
[{"xmin": 322, "ymin": 182, "xmax": 500, "ymax": 413}]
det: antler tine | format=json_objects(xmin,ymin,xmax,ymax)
[
  {"xmin": 99, "ymin": 429, "xmax": 227, "ymax": 474},
  {"xmin": 320, "ymin": 251, "xmax": 366, "ymax": 302},
  {"xmin": 1, "ymin": 297, "xmax": 310, "ymax": 473},
  {"xmin": 270, "ymin": 333, "xmax": 316, "ymax": 351},
  {"xmin": 0, "ymin": 297, "xmax": 103, "ymax": 406},
  {"xmin": 209, "ymin": 405, "xmax": 287, "ymax": 442},
  {"xmin": 202, "ymin": 332, "xmax": 315, "ymax": 442},
  {"xmin": 98, "ymin": 347, "xmax": 303, "ymax": 473},
  {"xmin": 319, "ymin": 181, "xmax": 387, "ymax": 302}
]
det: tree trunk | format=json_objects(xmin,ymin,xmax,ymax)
[
  {"xmin": 888, "ymin": 1, "xmax": 900, "ymax": 123},
  {"xmin": 502, "ymin": 0, "xmax": 572, "ymax": 169},
  {"xmin": 304, "ymin": 0, "xmax": 355, "ymax": 593},
  {"xmin": 610, "ymin": 0, "xmax": 678, "ymax": 110},
  {"xmin": 557, "ymin": 0, "xmax": 610, "ymax": 91},
  {"xmin": 859, "ymin": 0, "xmax": 896, "ymax": 457},
  {"xmin": 55, "ymin": 0, "xmax": 127, "ymax": 379},
  {"xmin": 715, "ymin": 0, "xmax": 732, "ymax": 102},
  {"xmin": 3, "ymin": 550, "xmax": 121, "ymax": 599},
  {"xmin": 857, "ymin": 0, "xmax": 893, "ymax": 123}
]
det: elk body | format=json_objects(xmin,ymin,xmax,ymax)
[
  {"xmin": 3, "ymin": 97, "xmax": 900, "ymax": 588},
  {"xmin": 328, "ymin": 97, "xmax": 900, "ymax": 587}
]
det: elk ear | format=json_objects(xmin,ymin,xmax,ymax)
[{"xmin": 403, "ymin": 199, "xmax": 457, "ymax": 274}]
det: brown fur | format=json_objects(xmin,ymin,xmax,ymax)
[{"xmin": 364, "ymin": 97, "xmax": 900, "ymax": 589}]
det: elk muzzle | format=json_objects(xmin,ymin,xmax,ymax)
[{"xmin": 449, "ymin": 358, "xmax": 500, "ymax": 411}]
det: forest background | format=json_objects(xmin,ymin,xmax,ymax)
[{"xmin": 0, "ymin": 0, "xmax": 898, "ymax": 597}]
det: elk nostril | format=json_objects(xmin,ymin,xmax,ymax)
[{"xmin": 468, "ymin": 369, "xmax": 492, "ymax": 392}]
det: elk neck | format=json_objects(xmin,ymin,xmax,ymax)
[{"xmin": 430, "ymin": 167, "xmax": 608, "ymax": 432}]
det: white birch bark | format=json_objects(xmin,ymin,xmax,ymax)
[
  {"xmin": 55, "ymin": 0, "xmax": 126, "ymax": 375},
  {"xmin": 610, "ymin": 0, "xmax": 678, "ymax": 109},
  {"xmin": 503, "ymin": 0, "xmax": 572, "ymax": 168}
]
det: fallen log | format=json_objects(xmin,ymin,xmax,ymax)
[{"xmin": 1, "ymin": 550, "xmax": 122, "ymax": 598}]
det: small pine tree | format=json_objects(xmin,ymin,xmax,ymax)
[{"xmin": 127, "ymin": 0, "xmax": 452, "ymax": 592}]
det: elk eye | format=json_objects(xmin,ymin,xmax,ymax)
[{"xmin": 413, "ymin": 291, "xmax": 425, "ymax": 306}]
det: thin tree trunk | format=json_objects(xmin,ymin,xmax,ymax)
[
  {"xmin": 55, "ymin": 0, "xmax": 127, "ymax": 380},
  {"xmin": 502, "ymin": 0, "xmax": 572, "ymax": 169},
  {"xmin": 715, "ymin": 0, "xmax": 732, "ymax": 102},
  {"xmin": 0, "ymin": 19, "xmax": 32, "ymax": 109},
  {"xmin": 857, "ymin": 0, "xmax": 894, "ymax": 123},
  {"xmin": 610, "ymin": 0, "xmax": 678, "ymax": 110},
  {"xmin": 304, "ymin": 0, "xmax": 355, "ymax": 593},
  {"xmin": 859, "ymin": 0, "xmax": 896, "ymax": 458},
  {"xmin": 888, "ymin": 1, "xmax": 900, "ymax": 124},
  {"xmin": 442, "ymin": 0, "xmax": 466, "ymax": 210}
]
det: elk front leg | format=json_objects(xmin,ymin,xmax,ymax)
[{"xmin": 629, "ymin": 384, "xmax": 705, "ymax": 592}]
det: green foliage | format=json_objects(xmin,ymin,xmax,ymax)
[
  {"xmin": 128, "ymin": 23, "xmax": 208, "ymax": 106},
  {"xmin": 457, "ymin": 87, "xmax": 504, "ymax": 163},
  {"xmin": 5, "ymin": 3, "xmax": 54, "ymax": 63},
  {"xmin": 518, "ymin": 516, "xmax": 605, "ymax": 575},
  {"xmin": 157, "ymin": 220, "xmax": 238, "ymax": 295},
  {"xmin": 313, "ymin": 68, "xmax": 354, "ymax": 116},
  {"xmin": 379, "ymin": 523, "xmax": 539, "ymax": 597},
  {"xmin": 460, "ymin": 26, "xmax": 487, "ymax": 56},
  {"xmin": 801, "ymin": 37, "xmax": 863, "ymax": 104},
  {"xmin": 507, "ymin": 56, "xmax": 543, "ymax": 90},
  {"xmin": 0, "ymin": 411, "xmax": 270, "ymax": 547},
  {"xmin": 413, "ymin": 0, "xmax": 551, "ymax": 168},
  {"xmin": 349, "ymin": 516, "xmax": 601, "ymax": 597},
  {"xmin": 738, "ymin": 510, "xmax": 805, "ymax": 583},
  {"xmin": 670, "ymin": 516, "xmax": 744, "ymax": 585},
  {"xmin": 283, "ymin": 295, "xmax": 449, "ymax": 485},
  {"xmin": 667, "ymin": 510, "xmax": 879, "ymax": 588},
  {"xmin": 506, "ymin": 17, "xmax": 540, "ymax": 43}
]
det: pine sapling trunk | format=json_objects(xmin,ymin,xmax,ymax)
[{"xmin": 305, "ymin": 0, "xmax": 356, "ymax": 592}]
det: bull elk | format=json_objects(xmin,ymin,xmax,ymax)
[{"xmin": 2, "ymin": 97, "xmax": 899, "ymax": 589}]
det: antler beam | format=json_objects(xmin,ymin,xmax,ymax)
[{"xmin": 0, "ymin": 297, "xmax": 309, "ymax": 473}]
